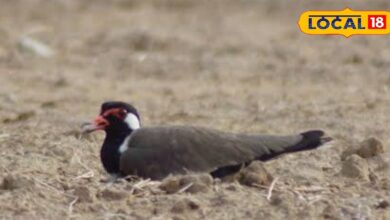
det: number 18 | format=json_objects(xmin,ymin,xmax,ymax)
[{"xmin": 368, "ymin": 15, "xmax": 386, "ymax": 29}]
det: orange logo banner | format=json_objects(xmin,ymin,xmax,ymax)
[{"xmin": 298, "ymin": 8, "xmax": 390, "ymax": 37}]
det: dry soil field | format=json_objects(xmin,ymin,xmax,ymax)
[{"xmin": 0, "ymin": 0, "xmax": 390, "ymax": 219}]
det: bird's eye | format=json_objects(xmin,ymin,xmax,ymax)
[{"xmin": 117, "ymin": 109, "xmax": 127, "ymax": 119}]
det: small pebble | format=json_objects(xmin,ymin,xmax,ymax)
[{"xmin": 18, "ymin": 36, "xmax": 55, "ymax": 58}]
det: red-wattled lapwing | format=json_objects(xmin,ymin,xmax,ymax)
[{"xmin": 82, "ymin": 101, "xmax": 331, "ymax": 180}]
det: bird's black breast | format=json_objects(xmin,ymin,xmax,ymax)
[{"xmin": 100, "ymin": 135, "xmax": 127, "ymax": 174}]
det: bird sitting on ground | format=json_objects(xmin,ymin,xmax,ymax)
[{"xmin": 82, "ymin": 101, "xmax": 331, "ymax": 181}]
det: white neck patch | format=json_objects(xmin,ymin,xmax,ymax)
[
  {"xmin": 118, "ymin": 136, "xmax": 130, "ymax": 154},
  {"xmin": 124, "ymin": 113, "xmax": 140, "ymax": 130}
]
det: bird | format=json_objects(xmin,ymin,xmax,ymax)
[{"xmin": 82, "ymin": 101, "xmax": 331, "ymax": 181}]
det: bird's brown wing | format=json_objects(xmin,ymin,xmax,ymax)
[{"xmin": 119, "ymin": 126, "xmax": 315, "ymax": 180}]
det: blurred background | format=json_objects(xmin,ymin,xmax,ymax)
[
  {"xmin": 1, "ymin": 0, "xmax": 389, "ymax": 137},
  {"xmin": 0, "ymin": 0, "xmax": 390, "ymax": 219}
]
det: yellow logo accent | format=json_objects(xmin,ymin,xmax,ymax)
[{"xmin": 298, "ymin": 8, "xmax": 390, "ymax": 37}]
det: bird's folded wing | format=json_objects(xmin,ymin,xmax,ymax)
[{"xmin": 119, "ymin": 126, "xmax": 304, "ymax": 179}]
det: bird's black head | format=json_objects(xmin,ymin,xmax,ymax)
[{"xmin": 82, "ymin": 101, "xmax": 141, "ymax": 136}]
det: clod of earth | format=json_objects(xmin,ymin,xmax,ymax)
[
  {"xmin": 340, "ymin": 154, "xmax": 370, "ymax": 180},
  {"xmin": 1, "ymin": 174, "xmax": 34, "ymax": 190},
  {"xmin": 238, "ymin": 161, "xmax": 273, "ymax": 187},
  {"xmin": 98, "ymin": 188, "xmax": 129, "ymax": 201},
  {"xmin": 2, "ymin": 111, "xmax": 36, "ymax": 123},
  {"xmin": 380, "ymin": 178, "xmax": 390, "ymax": 190},
  {"xmin": 375, "ymin": 200, "xmax": 389, "ymax": 209},
  {"xmin": 170, "ymin": 197, "xmax": 200, "ymax": 213},
  {"xmin": 73, "ymin": 186, "xmax": 95, "ymax": 203},
  {"xmin": 341, "ymin": 137, "xmax": 384, "ymax": 160},
  {"xmin": 322, "ymin": 204, "xmax": 341, "ymax": 219},
  {"xmin": 40, "ymin": 101, "xmax": 57, "ymax": 108},
  {"xmin": 269, "ymin": 194, "xmax": 283, "ymax": 206}
]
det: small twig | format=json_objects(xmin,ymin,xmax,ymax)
[
  {"xmin": 177, "ymin": 182, "xmax": 194, "ymax": 193},
  {"xmin": 267, "ymin": 177, "xmax": 279, "ymax": 201},
  {"xmin": 133, "ymin": 179, "xmax": 151, "ymax": 189},
  {"xmin": 253, "ymin": 183, "xmax": 282, "ymax": 192},
  {"xmin": 73, "ymin": 171, "xmax": 94, "ymax": 180},
  {"xmin": 307, "ymin": 197, "xmax": 328, "ymax": 206},
  {"xmin": 288, "ymin": 188, "xmax": 306, "ymax": 201},
  {"xmin": 74, "ymin": 152, "xmax": 93, "ymax": 172},
  {"xmin": 34, "ymin": 178, "xmax": 79, "ymax": 216},
  {"xmin": 252, "ymin": 183, "xmax": 268, "ymax": 190},
  {"xmin": 68, "ymin": 197, "xmax": 78, "ymax": 215},
  {"xmin": 71, "ymin": 149, "xmax": 95, "ymax": 180},
  {"xmin": 102, "ymin": 213, "xmax": 131, "ymax": 220},
  {"xmin": 129, "ymin": 179, "xmax": 150, "ymax": 194},
  {"xmin": 294, "ymin": 186, "xmax": 327, "ymax": 193},
  {"xmin": 34, "ymin": 178, "xmax": 73, "ymax": 197}
]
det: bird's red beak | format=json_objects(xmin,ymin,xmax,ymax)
[{"xmin": 81, "ymin": 115, "xmax": 109, "ymax": 133}]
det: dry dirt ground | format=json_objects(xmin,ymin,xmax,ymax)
[{"xmin": 1, "ymin": 0, "xmax": 390, "ymax": 219}]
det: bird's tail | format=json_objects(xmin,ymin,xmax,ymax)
[
  {"xmin": 257, "ymin": 130, "xmax": 331, "ymax": 161},
  {"xmin": 284, "ymin": 130, "xmax": 331, "ymax": 152}
]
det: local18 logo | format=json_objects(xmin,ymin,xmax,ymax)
[{"xmin": 298, "ymin": 8, "xmax": 390, "ymax": 37}]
